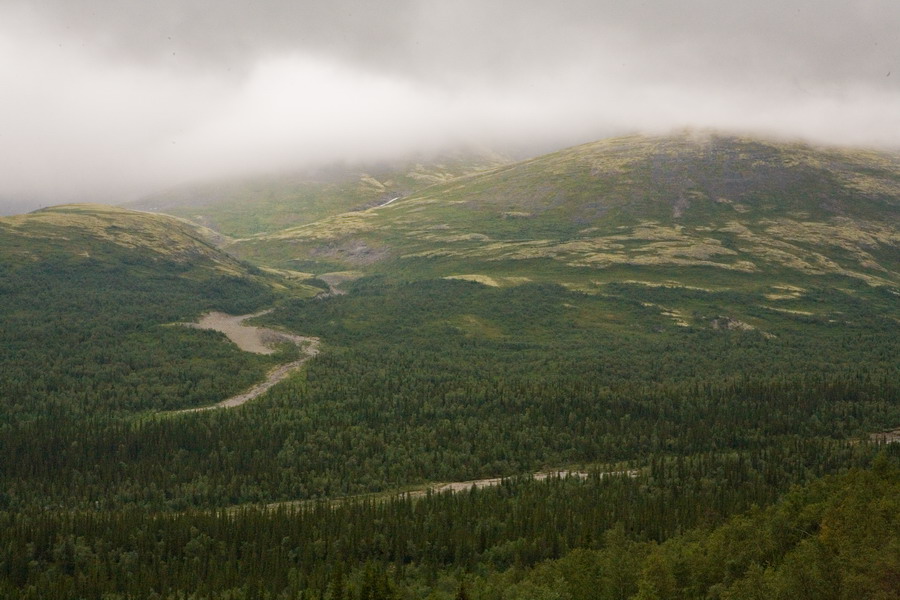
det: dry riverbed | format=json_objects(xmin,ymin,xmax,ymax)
[
  {"xmin": 870, "ymin": 427, "xmax": 900, "ymax": 444},
  {"xmin": 403, "ymin": 468, "xmax": 638, "ymax": 498},
  {"xmin": 253, "ymin": 468, "xmax": 640, "ymax": 512},
  {"xmin": 172, "ymin": 310, "xmax": 319, "ymax": 413}
]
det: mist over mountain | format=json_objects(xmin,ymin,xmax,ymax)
[
  {"xmin": 1, "ymin": 0, "xmax": 898, "ymax": 211},
  {"xmin": 183, "ymin": 133, "xmax": 897, "ymax": 296}
]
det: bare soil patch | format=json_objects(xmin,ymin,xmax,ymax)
[
  {"xmin": 870, "ymin": 427, "xmax": 900, "ymax": 444},
  {"xmin": 403, "ymin": 469, "xmax": 638, "ymax": 499},
  {"xmin": 172, "ymin": 310, "xmax": 320, "ymax": 413},
  {"xmin": 183, "ymin": 309, "xmax": 302, "ymax": 354}
]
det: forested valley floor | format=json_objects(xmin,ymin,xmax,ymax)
[{"xmin": 1, "ymin": 266, "xmax": 898, "ymax": 599}]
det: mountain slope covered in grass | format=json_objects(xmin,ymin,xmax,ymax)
[
  {"xmin": 201, "ymin": 133, "xmax": 900, "ymax": 366},
  {"xmin": 227, "ymin": 133, "xmax": 899, "ymax": 294},
  {"xmin": 0, "ymin": 203, "xmax": 248, "ymax": 275}
]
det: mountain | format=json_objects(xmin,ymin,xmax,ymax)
[{"xmin": 225, "ymin": 133, "xmax": 900, "ymax": 294}]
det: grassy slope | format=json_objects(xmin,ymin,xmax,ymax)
[
  {"xmin": 228, "ymin": 134, "xmax": 899, "ymax": 293},
  {"xmin": 0, "ymin": 203, "xmax": 250, "ymax": 277}
]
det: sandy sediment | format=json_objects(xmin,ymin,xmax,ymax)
[
  {"xmin": 183, "ymin": 309, "xmax": 313, "ymax": 355},
  {"xmin": 870, "ymin": 427, "xmax": 900, "ymax": 444},
  {"xmin": 403, "ymin": 469, "xmax": 639, "ymax": 498},
  {"xmin": 172, "ymin": 310, "xmax": 320, "ymax": 413}
]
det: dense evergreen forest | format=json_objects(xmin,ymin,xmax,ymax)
[
  {"xmin": 1, "ymin": 450, "xmax": 896, "ymax": 599},
  {"xmin": 2, "ymin": 277, "xmax": 898, "ymax": 510},
  {"xmin": 0, "ymin": 246, "xmax": 278, "ymax": 420},
  {"xmin": 1, "ymin": 206, "xmax": 898, "ymax": 598}
]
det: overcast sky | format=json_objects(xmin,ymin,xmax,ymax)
[{"xmin": 1, "ymin": 0, "xmax": 898, "ymax": 212}]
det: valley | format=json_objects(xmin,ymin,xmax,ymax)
[{"xmin": 0, "ymin": 133, "xmax": 897, "ymax": 600}]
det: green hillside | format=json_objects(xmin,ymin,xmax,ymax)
[
  {"xmin": 228, "ymin": 133, "xmax": 899, "ymax": 294},
  {"xmin": 3, "ymin": 455, "xmax": 894, "ymax": 599},
  {"xmin": 0, "ymin": 203, "xmax": 262, "ymax": 279}
]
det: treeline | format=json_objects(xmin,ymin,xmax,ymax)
[{"xmin": 0, "ymin": 446, "xmax": 894, "ymax": 600}]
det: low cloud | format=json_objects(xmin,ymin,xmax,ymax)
[{"xmin": 1, "ymin": 1, "xmax": 898, "ymax": 212}]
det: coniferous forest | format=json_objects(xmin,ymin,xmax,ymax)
[{"xmin": 1, "ymin": 249, "xmax": 898, "ymax": 598}]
